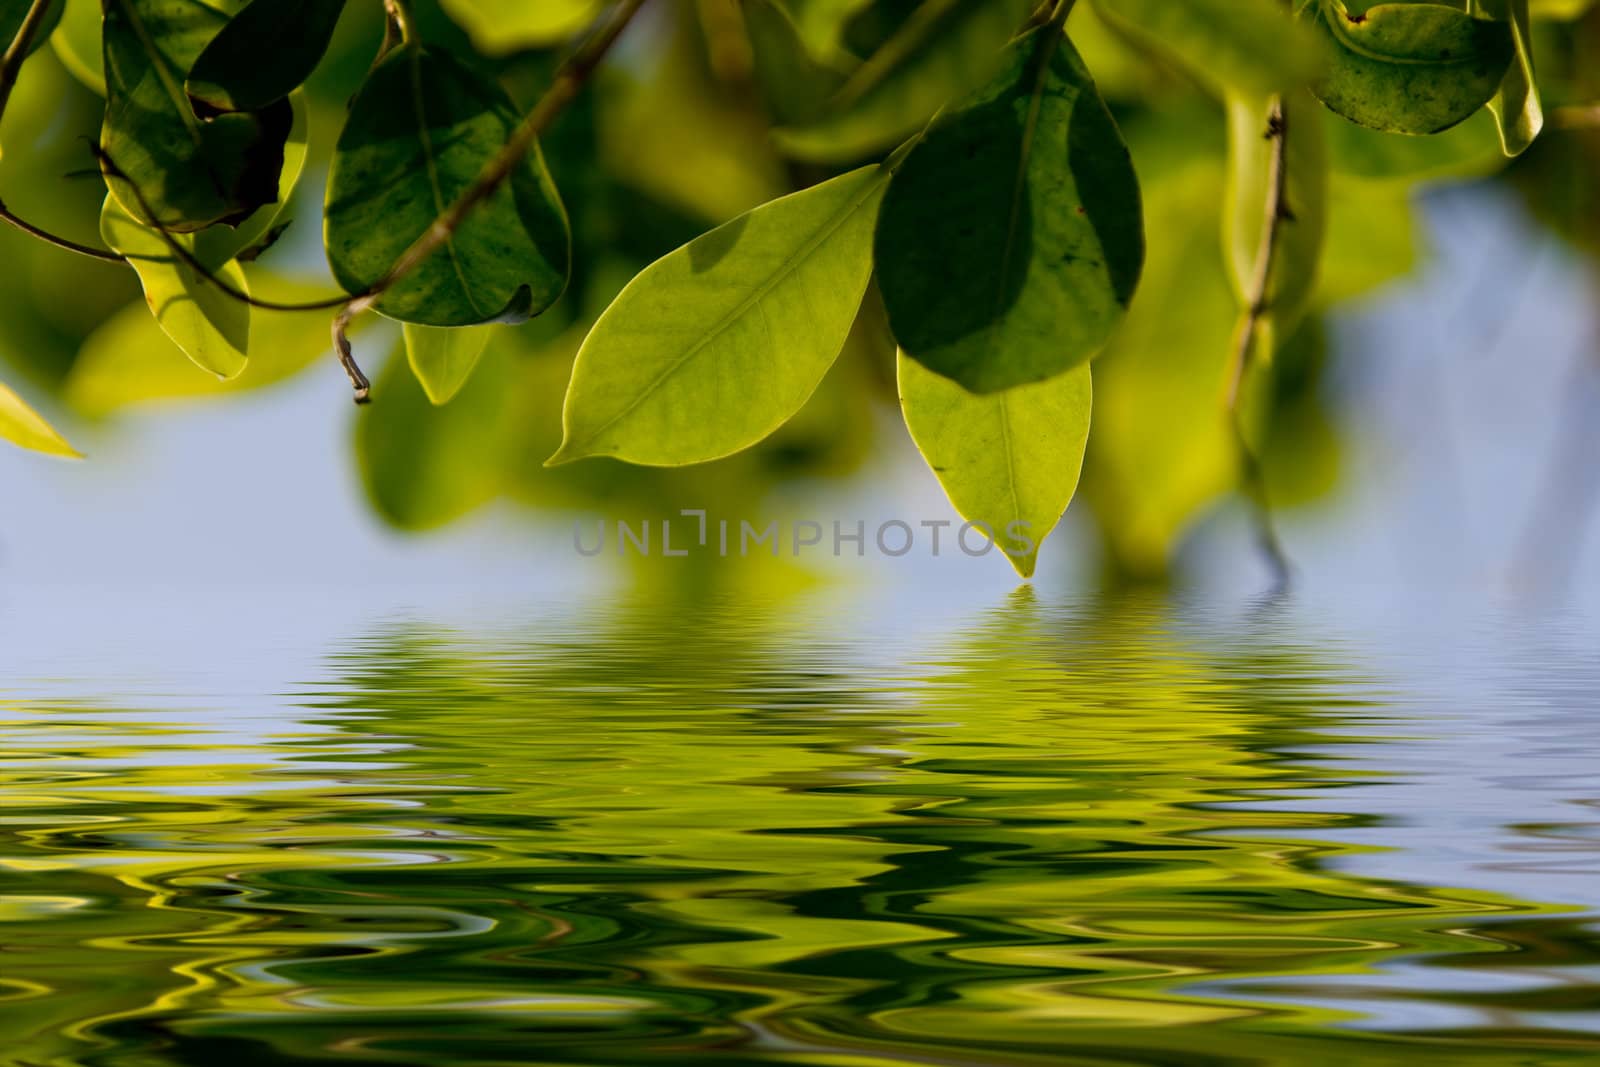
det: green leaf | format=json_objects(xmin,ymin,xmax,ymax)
[
  {"xmin": 190, "ymin": 89, "xmax": 310, "ymax": 267},
  {"xmin": 101, "ymin": 0, "xmax": 292, "ymax": 232},
  {"xmin": 50, "ymin": 0, "xmax": 104, "ymax": 95},
  {"xmin": 774, "ymin": 0, "xmax": 1035, "ymax": 163},
  {"xmin": 0, "ymin": 379, "xmax": 80, "ymax": 458},
  {"xmin": 1223, "ymin": 92, "xmax": 1327, "ymax": 360},
  {"xmin": 437, "ymin": 0, "xmax": 601, "ymax": 54},
  {"xmin": 1300, "ymin": 0, "xmax": 1514, "ymax": 135},
  {"xmin": 1, "ymin": 0, "xmax": 62, "ymax": 58},
  {"xmin": 874, "ymin": 26, "xmax": 1144, "ymax": 395},
  {"xmin": 404, "ymin": 323, "xmax": 493, "ymax": 406},
  {"xmin": 324, "ymin": 45, "xmax": 571, "ymax": 327},
  {"xmin": 186, "ymin": 0, "xmax": 347, "ymax": 113},
  {"xmin": 900, "ymin": 352, "xmax": 1091, "ymax": 580},
  {"xmin": 100, "ymin": 194, "xmax": 250, "ymax": 380},
  {"xmin": 1324, "ymin": 104, "xmax": 1503, "ymax": 179},
  {"xmin": 745, "ymin": 0, "xmax": 849, "ymax": 126},
  {"xmin": 1091, "ymin": 0, "xmax": 1327, "ymax": 96},
  {"xmin": 1477, "ymin": 0, "xmax": 1541, "ymax": 155},
  {"xmin": 550, "ymin": 165, "xmax": 887, "ymax": 467}
]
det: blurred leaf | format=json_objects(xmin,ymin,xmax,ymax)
[
  {"xmin": 187, "ymin": 0, "xmax": 347, "ymax": 113},
  {"xmin": 1478, "ymin": 0, "xmax": 1543, "ymax": 155},
  {"xmin": 774, "ymin": 0, "xmax": 1035, "ymax": 162},
  {"xmin": 786, "ymin": 0, "xmax": 874, "ymax": 57},
  {"xmin": 0, "ymin": 379, "xmax": 79, "ymax": 457},
  {"xmin": 1223, "ymin": 91, "xmax": 1327, "ymax": 360},
  {"xmin": 100, "ymin": 194, "xmax": 251, "ymax": 380},
  {"xmin": 438, "ymin": 0, "xmax": 602, "ymax": 54},
  {"xmin": 1324, "ymin": 104, "xmax": 1504, "ymax": 178},
  {"xmin": 1092, "ymin": 0, "xmax": 1326, "ymax": 96},
  {"xmin": 101, "ymin": 0, "xmax": 292, "ymax": 231},
  {"xmin": 404, "ymin": 322, "xmax": 493, "ymax": 406},
  {"xmin": 1300, "ymin": 0, "xmax": 1514, "ymax": 134},
  {"xmin": 325, "ymin": 46, "xmax": 570, "ymax": 326},
  {"xmin": 64, "ymin": 278, "xmax": 342, "ymax": 416},
  {"xmin": 745, "ymin": 0, "xmax": 849, "ymax": 125},
  {"xmin": 1314, "ymin": 175, "xmax": 1417, "ymax": 304},
  {"xmin": 1529, "ymin": 0, "xmax": 1595, "ymax": 18},
  {"xmin": 900, "ymin": 352, "xmax": 1091, "ymax": 580},
  {"xmin": 49, "ymin": 0, "xmax": 104, "ymax": 94},
  {"xmin": 551, "ymin": 165, "xmax": 886, "ymax": 467},
  {"xmin": 875, "ymin": 27, "xmax": 1143, "ymax": 394}
]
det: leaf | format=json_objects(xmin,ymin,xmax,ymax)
[
  {"xmin": 191, "ymin": 90, "xmax": 310, "ymax": 266},
  {"xmin": 404, "ymin": 323, "xmax": 494, "ymax": 406},
  {"xmin": 1223, "ymin": 91, "xmax": 1327, "ymax": 361},
  {"xmin": 101, "ymin": 0, "xmax": 292, "ymax": 232},
  {"xmin": 324, "ymin": 45, "xmax": 570, "ymax": 327},
  {"xmin": 745, "ymin": 0, "xmax": 849, "ymax": 126},
  {"xmin": 549, "ymin": 165, "xmax": 887, "ymax": 467},
  {"xmin": 1324, "ymin": 104, "xmax": 1503, "ymax": 179},
  {"xmin": 1090, "ymin": 0, "xmax": 1327, "ymax": 96},
  {"xmin": 187, "ymin": 0, "xmax": 347, "ymax": 113},
  {"xmin": 900, "ymin": 352, "xmax": 1091, "ymax": 580},
  {"xmin": 437, "ymin": 0, "xmax": 602, "ymax": 54},
  {"xmin": 874, "ymin": 26, "xmax": 1144, "ymax": 395},
  {"xmin": 1477, "ymin": 0, "xmax": 1542, "ymax": 155},
  {"xmin": 49, "ymin": 0, "xmax": 104, "ymax": 95},
  {"xmin": 774, "ymin": 0, "xmax": 1035, "ymax": 163},
  {"xmin": 1300, "ymin": 0, "xmax": 1514, "ymax": 135},
  {"xmin": 0, "ymin": 379, "xmax": 80, "ymax": 458},
  {"xmin": 1, "ymin": 0, "xmax": 62, "ymax": 58}
]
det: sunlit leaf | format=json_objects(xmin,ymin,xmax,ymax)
[
  {"xmin": 404, "ymin": 323, "xmax": 493, "ymax": 406},
  {"xmin": 325, "ymin": 45, "xmax": 570, "ymax": 326},
  {"xmin": 1477, "ymin": 0, "xmax": 1542, "ymax": 155},
  {"xmin": 1529, "ymin": 0, "xmax": 1595, "ymax": 19},
  {"xmin": 437, "ymin": 0, "xmax": 601, "ymax": 54},
  {"xmin": 1300, "ymin": 0, "xmax": 1513, "ymax": 135},
  {"xmin": 875, "ymin": 26, "xmax": 1143, "ymax": 395},
  {"xmin": 550, "ymin": 165, "xmax": 887, "ymax": 467},
  {"xmin": 774, "ymin": 0, "xmax": 1035, "ymax": 162},
  {"xmin": 900, "ymin": 352, "xmax": 1091, "ymax": 580},
  {"xmin": 1091, "ymin": 0, "xmax": 1326, "ymax": 96},
  {"xmin": 0, "ymin": 379, "xmax": 80, "ymax": 457},
  {"xmin": 745, "ymin": 0, "xmax": 849, "ymax": 126},
  {"xmin": 101, "ymin": 0, "xmax": 292, "ymax": 232},
  {"xmin": 1224, "ymin": 91, "xmax": 1327, "ymax": 361},
  {"xmin": 49, "ymin": 0, "xmax": 104, "ymax": 95},
  {"xmin": 187, "ymin": 0, "xmax": 347, "ymax": 113}
]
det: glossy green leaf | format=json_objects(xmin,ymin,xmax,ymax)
[
  {"xmin": 100, "ymin": 194, "xmax": 251, "ymax": 380},
  {"xmin": 325, "ymin": 45, "xmax": 570, "ymax": 327},
  {"xmin": 404, "ymin": 323, "xmax": 493, "ymax": 406},
  {"xmin": 1091, "ymin": 0, "xmax": 1326, "ymax": 96},
  {"xmin": 101, "ymin": 0, "xmax": 292, "ymax": 232},
  {"xmin": 50, "ymin": 0, "xmax": 104, "ymax": 95},
  {"xmin": 1477, "ymin": 0, "xmax": 1541, "ymax": 155},
  {"xmin": 1, "ymin": 0, "xmax": 62, "ymax": 58},
  {"xmin": 1300, "ymin": 0, "xmax": 1514, "ymax": 135},
  {"xmin": 875, "ymin": 27, "xmax": 1144, "ymax": 395},
  {"xmin": 187, "ymin": 0, "xmax": 346, "ymax": 113},
  {"xmin": 1223, "ymin": 91, "xmax": 1327, "ymax": 361},
  {"xmin": 438, "ymin": 0, "xmax": 601, "ymax": 54},
  {"xmin": 0, "ymin": 379, "xmax": 80, "ymax": 457},
  {"xmin": 774, "ymin": 0, "xmax": 1035, "ymax": 162},
  {"xmin": 550, "ymin": 165, "xmax": 887, "ymax": 467},
  {"xmin": 745, "ymin": 0, "xmax": 849, "ymax": 126},
  {"xmin": 900, "ymin": 352, "xmax": 1091, "ymax": 580}
]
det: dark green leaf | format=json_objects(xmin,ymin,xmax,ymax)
[
  {"xmin": 186, "ymin": 0, "xmax": 347, "ymax": 113},
  {"xmin": 0, "ymin": 0, "xmax": 62, "ymax": 58},
  {"xmin": 874, "ymin": 26, "xmax": 1144, "ymax": 395},
  {"xmin": 101, "ymin": 0, "xmax": 292, "ymax": 232},
  {"xmin": 324, "ymin": 46, "xmax": 570, "ymax": 327},
  {"xmin": 1300, "ymin": 0, "xmax": 1514, "ymax": 135}
]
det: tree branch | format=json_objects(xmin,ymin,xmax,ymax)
[
  {"xmin": 1224, "ymin": 95, "xmax": 1293, "ymax": 590},
  {"xmin": 0, "ymin": 0, "xmax": 54, "ymax": 120}
]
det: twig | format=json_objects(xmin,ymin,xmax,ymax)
[
  {"xmin": 1224, "ymin": 95, "xmax": 1294, "ymax": 590},
  {"xmin": 0, "ymin": 198, "xmax": 123, "ymax": 261},
  {"xmin": 0, "ymin": 0, "xmax": 54, "ymax": 120},
  {"xmin": 330, "ymin": 0, "xmax": 650, "ymax": 402}
]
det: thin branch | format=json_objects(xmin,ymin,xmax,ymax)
[
  {"xmin": 1552, "ymin": 104, "xmax": 1600, "ymax": 130},
  {"xmin": 0, "ymin": 0, "xmax": 54, "ymax": 120},
  {"xmin": 1224, "ymin": 95, "xmax": 1294, "ymax": 590},
  {"xmin": 0, "ymin": 198, "xmax": 123, "ymax": 261}
]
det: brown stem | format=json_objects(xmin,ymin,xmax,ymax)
[
  {"xmin": 0, "ymin": 198, "xmax": 123, "ymax": 261},
  {"xmin": 1552, "ymin": 104, "xmax": 1600, "ymax": 129},
  {"xmin": 1225, "ymin": 95, "xmax": 1294, "ymax": 590},
  {"xmin": 0, "ymin": 0, "xmax": 54, "ymax": 120}
]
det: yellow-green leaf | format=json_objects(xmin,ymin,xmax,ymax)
[
  {"xmin": 1092, "ymin": 0, "xmax": 1326, "ymax": 96},
  {"xmin": 404, "ymin": 323, "xmax": 494, "ymax": 406},
  {"xmin": 899, "ymin": 352, "xmax": 1091, "ymax": 580},
  {"xmin": 0, "ymin": 379, "xmax": 81, "ymax": 458},
  {"xmin": 550, "ymin": 165, "xmax": 887, "ymax": 468},
  {"xmin": 438, "ymin": 0, "xmax": 601, "ymax": 53},
  {"xmin": 1479, "ymin": 0, "xmax": 1542, "ymax": 155}
]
